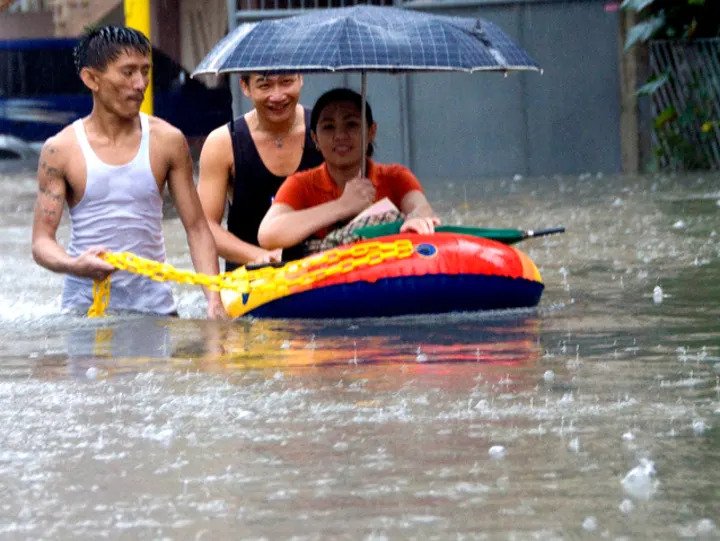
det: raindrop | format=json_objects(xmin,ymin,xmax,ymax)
[
  {"xmin": 543, "ymin": 370, "xmax": 555, "ymax": 382},
  {"xmin": 692, "ymin": 418, "xmax": 709, "ymax": 435},
  {"xmin": 697, "ymin": 519, "xmax": 717, "ymax": 535},
  {"xmin": 85, "ymin": 366, "xmax": 99, "ymax": 380},
  {"xmin": 333, "ymin": 441, "xmax": 349, "ymax": 452},
  {"xmin": 619, "ymin": 498, "xmax": 634, "ymax": 514},
  {"xmin": 652, "ymin": 285, "xmax": 663, "ymax": 304},
  {"xmin": 582, "ymin": 516, "xmax": 597, "ymax": 532},
  {"xmin": 621, "ymin": 459, "xmax": 658, "ymax": 500},
  {"xmin": 673, "ymin": 220, "xmax": 686, "ymax": 229},
  {"xmin": 568, "ymin": 437, "xmax": 580, "ymax": 453},
  {"xmin": 474, "ymin": 399, "xmax": 489, "ymax": 411},
  {"xmin": 488, "ymin": 445, "xmax": 506, "ymax": 459}
]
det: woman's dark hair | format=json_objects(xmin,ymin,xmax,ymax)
[
  {"xmin": 310, "ymin": 87, "xmax": 375, "ymax": 157},
  {"xmin": 73, "ymin": 25, "xmax": 151, "ymax": 75}
]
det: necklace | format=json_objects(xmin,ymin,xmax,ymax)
[{"xmin": 255, "ymin": 111, "xmax": 299, "ymax": 149}]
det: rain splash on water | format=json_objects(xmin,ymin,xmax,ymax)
[{"xmin": 1, "ymin": 164, "xmax": 718, "ymax": 538}]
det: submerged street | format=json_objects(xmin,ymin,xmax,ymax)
[{"xmin": 1, "ymin": 165, "xmax": 719, "ymax": 538}]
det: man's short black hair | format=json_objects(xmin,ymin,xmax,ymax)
[
  {"xmin": 73, "ymin": 25, "xmax": 151, "ymax": 75},
  {"xmin": 240, "ymin": 72, "xmax": 299, "ymax": 85}
]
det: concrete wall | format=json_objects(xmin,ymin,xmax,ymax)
[{"xmin": 0, "ymin": 11, "xmax": 53, "ymax": 39}]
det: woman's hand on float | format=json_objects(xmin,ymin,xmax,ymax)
[{"xmin": 400, "ymin": 216, "xmax": 441, "ymax": 235}]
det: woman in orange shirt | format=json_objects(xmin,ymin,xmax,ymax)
[{"xmin": 258, "ymin": 88, "xmax": 439, "ymax": 251}]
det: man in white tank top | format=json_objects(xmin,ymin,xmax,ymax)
[{"xmin": 30, "ymin": 26, "xmax": 226, "ymax": 318}]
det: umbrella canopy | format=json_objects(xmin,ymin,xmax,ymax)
[{"xmin": 191, "ymin": 5, "xmax": 539, "ymax": 77}]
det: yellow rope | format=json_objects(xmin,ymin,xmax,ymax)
[
  {"xmin": 87, "ymin": 276, "xmax": 111, "ymax": 318},
  {"xmin": 86, "ymin": 239, "xmax": 414, "ymax": 318}
]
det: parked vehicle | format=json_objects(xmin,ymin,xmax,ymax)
[
  {"xmin": 0, "ymin": 133, "xmax": 37, "ymax": 160},
  {"xmin": 0, "ymin": 37, "xmax": 231, "ymax": 145}
]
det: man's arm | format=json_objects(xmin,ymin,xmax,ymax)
[
  {"xmin": 31, "ymin": 136, "xmax": 115, "ymax": 281},
  {"xmin": 162, "ymin": 125, "xmax": 226, "ymax": 319},
  {"xmin": 197, "ymin": 127, "xmax": 279, "ymax": 265},
  {"xmin": 258, "ymin": 176, "xmax": 375, "ymax": 249}
]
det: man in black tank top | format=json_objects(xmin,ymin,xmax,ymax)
[{"xmin": 197, "ymin": 73, "xmax": 323, "ymax": 272}]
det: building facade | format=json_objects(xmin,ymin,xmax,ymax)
[{"xmin": 2, "ymin": 0, "xmax": 629, "ymax": 180}]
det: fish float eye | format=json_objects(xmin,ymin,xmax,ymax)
[{"xmin": 415, "ymin": 243, "xmax": 437, "ymax": 258}]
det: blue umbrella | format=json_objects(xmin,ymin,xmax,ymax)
[
  {"xmin": 191, "ymin": 5, "xmax": 540, "ymax": 174},
  {"xmin": 192, "ymin": 5, "xmax": 539, "ymax": 76}
]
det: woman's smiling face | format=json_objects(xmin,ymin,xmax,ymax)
[{"xmin": 312, "ymin": 100, "xmax": 376, "ymax": 170}]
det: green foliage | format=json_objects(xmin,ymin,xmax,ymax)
[
  {"xmin": 651, "ymin": 73, "xmax": 719, "ymax": 170},
  {"xmin": 623, "ymin": 0, "xmax": 720, "ymax": 170},
  {"xmin": 637, "ymin": 72, "xmax": 668, "ymax": 96},
  {"xmin": 624, "ymin": 15, "xmax": 666, "ymax": 50},
  {"xmin": 620, "ymin": 0, "xmax": 657, "ymax": 12},
  {"xmin": 622, "ymin": 0, "xmax": 720, "ymax": 46}
]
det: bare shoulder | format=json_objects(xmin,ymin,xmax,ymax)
[
  {"xmin": 199, "ymin": 123, "xmax": 233, "ymax": 165},
  {"xmin": 36, "ymin": 126, "xmax": 80, "ymax": 185},
  {"xmin": 201, "ymin": 124, "xmax": 232, "ymax": 154},
  {"xmin": 39, "ymin": 125, "xmax": 76, "ymax": 164},
  {"xmin": 148, "ymin": 115, "xmax": 187, "ymax": 149},
  {"xmin": 147, "ymin": 116, "xmax": 191, "ymax": 173}
]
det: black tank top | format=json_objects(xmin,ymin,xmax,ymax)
[{"xmin": 225, "ymin": 108, "xmax": 323, "ymax": 271}]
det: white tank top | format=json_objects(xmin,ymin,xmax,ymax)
[{"xmin": 62, "ymin": 113, "xmax": 176, "ymax": 315}]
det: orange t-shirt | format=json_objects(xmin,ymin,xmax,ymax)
[{"xmin": 273, "ymin": 160, "xmax": 423, "ymax": 238}]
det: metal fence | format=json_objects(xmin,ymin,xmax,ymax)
[
  {"xmin": 649, "ymin": 39, "xmax": 720, "ymax": 170},
  {"xmin": 229, "ymin": 0, "xmax": 393, "ymax": 21}
]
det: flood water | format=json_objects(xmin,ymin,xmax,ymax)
[{"xmin": 1, "ymin": 163, "xmax": 719, "ymax": 539}]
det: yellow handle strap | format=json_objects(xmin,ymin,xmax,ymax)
[
  {"xmin": 87, "ymin": 239, "xmax": 414, "ymax": 318},
  {"xmin": 87, "ymin": 276, "xmax": 111, "ymax": 318}
]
